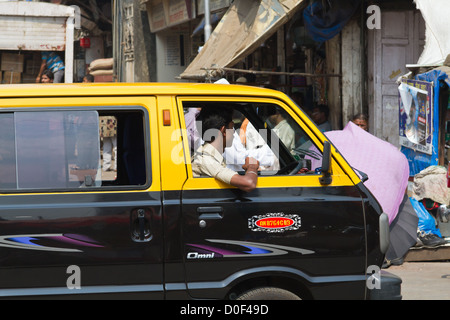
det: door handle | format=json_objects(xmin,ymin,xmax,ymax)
[
  {"xmin": 131, "ymin": 208, "xmax": 152, "ymax": 242},
  {"xmin": 138, "ymin": 209, "xmax": 145, "ymax": 241},
  {"xmin": 197, "ymin": 206, "xmax": 224, "ymax": 220}
]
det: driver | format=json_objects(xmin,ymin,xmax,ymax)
[{"xmin": 192, "ymin": 107, "xmax": 260, "ymax": 193}]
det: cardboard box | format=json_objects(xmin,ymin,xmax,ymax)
[
  {"xmin": 25, "ymin": 59, "xmax": 41, "ymax": 76},
  {"xmin": 22, "ymin": 74, "xmax": 37, "ymax": 84},
  {"xmin": 2, "ymin": 71, "xmax": 22, "ymax": 84},
  {"xmin": 1, "ymin": 53, "xmax": 25, "ymax": 73}
]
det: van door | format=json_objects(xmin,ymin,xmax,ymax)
[
  {"xmin": 0, "ymin": 97, "xmax": 163, "ymax": 299},
  {"xmin": 178, "ymin": 98, "xmax": 369, "ymax": 300}
]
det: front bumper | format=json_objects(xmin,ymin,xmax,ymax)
[{"xmin": 369, "ymin": 270, "xmax": 402, "ymax": 300}]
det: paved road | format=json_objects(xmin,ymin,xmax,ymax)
[{"xmin": 388, "ymin": 262, "xmax": 450, "ymax": 300}]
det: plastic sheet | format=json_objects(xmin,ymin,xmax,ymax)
[
  {"xmin": 303, "ymin": 0, "xmax": 360, "ymax": 43},
  {"xmin": 410, "ymin": 197, "xmax": 442, "ymax": 237}
]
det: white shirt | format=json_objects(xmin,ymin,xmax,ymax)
[
  {"xmin": 273, "ymin": 119, "xmax": 295, "ymax": 151},
  {"xmin": 224, "ymin": 131, "xmax": 275, "ymax": 172}
]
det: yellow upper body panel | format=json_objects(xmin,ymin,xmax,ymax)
[
  {"xmin": 0, "ymin": 82, "xmax": 281, "ymax": 99},
  {"xmin": 0, "ymin": 82, "xmax": 362, "ymax": 189}
]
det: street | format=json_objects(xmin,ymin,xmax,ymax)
[{"xmin": 388, "ymin": 262, "xmax": 450, "ymax": 300}]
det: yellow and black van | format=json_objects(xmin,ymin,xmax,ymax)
[{"xmin": 0, "ymin": 83, "xmax": 400, "ymax": 300}]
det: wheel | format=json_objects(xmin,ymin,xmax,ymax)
[{"xmin": 236, "ymin": 287, "xmax": 301, "ymax": 300}]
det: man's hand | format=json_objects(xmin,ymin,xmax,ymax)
[
  {"xmin": 242, "ymin": 157, "xmax": 259, "ymax": 172},
  {"xmin": 231, "ymin": 157, "xmax": 259, "ymax": 193}
]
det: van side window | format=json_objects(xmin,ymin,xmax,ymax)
[
  {"xmin": 183, "ymin": 101, "xmax": 323, "ymax": 177},
  {"xmin": 0, "ymin": 114, "xmax": 16, "ymax": 189},
  {"xmin": 0, "ymin": 109, "xmax": 148, "ymax": 192}
]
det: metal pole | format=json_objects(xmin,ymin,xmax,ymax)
[{"xmin": 204, "ymin": 0, "xmax": 212, "ymax": 41}]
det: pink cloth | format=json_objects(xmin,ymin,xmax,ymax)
[{"xmin": 324, "ymin": 122, "xmax": 409, "ymax": 223}]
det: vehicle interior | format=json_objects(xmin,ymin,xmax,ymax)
[{"xmin": 182, "ymin": 101, "xmax": 323, "ymax": 177}]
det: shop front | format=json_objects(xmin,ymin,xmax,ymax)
[
  {"xmin": 398, "ymin": 66, "xmax": 450, "ymax": 260},
  {"xmin": 396, "ymin": 0, "xmax": 450, "ymax": 260},
  {"xmin": 0, "ymin": 1, "xmax": 75, "ymax": 84}
]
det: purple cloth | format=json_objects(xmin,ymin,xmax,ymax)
[{"xmin": 324, "ymin": 122, "xmax": 409, "ymax": 223}]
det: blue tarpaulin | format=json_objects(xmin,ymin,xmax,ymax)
[
  {"xmin": 303, "ymin": 0, "xmax": 360, "ymax": 43},
  {"xmin": 401, "ymin": 69, "xmax": 450, "ymax": 176}
]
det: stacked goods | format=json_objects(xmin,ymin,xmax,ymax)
[
  {"xmin": 23, "ymin": 53, "xmax": 42, "ymax": 83},
  {"xmin": 88, "ymin": 58, "xmax": 113, "ymax": 82},
  {"xmin": 1, "ymin": 53, "xmax": 24, "ymax": 84}
]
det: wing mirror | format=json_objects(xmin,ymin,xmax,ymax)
[{"xmin": 319, "ymin": 141, "xmax": 332, "ymax": 185}]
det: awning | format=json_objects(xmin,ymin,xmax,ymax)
[
  {"xmin": 180, "ymin": 0, "xmax": 305, "ymax": 80},
  {"xmin": 414, "ymin": 0, "xmax": 450, "ymax": 66}
]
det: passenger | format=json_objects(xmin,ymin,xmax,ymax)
[
  {"xmin": 351, "ymin": 113, "xmax": 369, "ymax": 131},
  {"xmin": 225, "ymin": 122, "xmax": 276, "ymax": 172},
  {"xmin": 266, "ymin": 107, "xmax": 296, "ymax": 152},
  {"xmin": 100, "ymin": 116, "xmax": 117, "ymax": 172},
  {"xmin": 311, "ymin": 104, "xmax": 332, "ymax": 132},
  {"xmin": 192, "ymin": 107, "xmax": 259, "ymax": 193}
]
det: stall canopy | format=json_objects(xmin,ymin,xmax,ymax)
[
  {"xmin": 180, "ymin": 0, "xmax": 305, "ymax": 80},
  {"xmin": 413, "ymin": 0, "xmax": 450, "ymax": 66}
]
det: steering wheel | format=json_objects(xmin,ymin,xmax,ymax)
[
  {"xmin": 277, "ymin": 161, "xmax": 303, "ymax": 176},
  {"xmin": 288, "ymin": 162, "xmax": 305, "ymax": 176}
]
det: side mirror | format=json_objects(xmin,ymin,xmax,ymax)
[{"xmin": 319, "ymin": 141, "xmax": 332, "ymax": 185}]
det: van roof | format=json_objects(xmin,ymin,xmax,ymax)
[{"xmin": 0, "ymin": 83, "xmax": 285, "ymax": 99}]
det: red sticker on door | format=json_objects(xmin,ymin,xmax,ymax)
[{"xmin": 248, "ymin": 213, "xmax": 301, "ymax": 233}]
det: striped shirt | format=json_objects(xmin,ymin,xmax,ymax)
[{"xmin": 42, "ymin": 51, "xmax": 65, "ymax": 73}]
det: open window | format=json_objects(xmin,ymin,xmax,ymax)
[
  {"xmin": 0, "ymin": 108, "xmax": 149, "ymax": 192},
  {"xmin": 182, "ymin": 100, "xmax": 324, "ymax": 177}
]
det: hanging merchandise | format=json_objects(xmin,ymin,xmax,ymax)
[
  {"xmin": 303, "ymin": 0, "xmax": 361, "ymax": 44},
  {"xmin": 80, "ymin": 37, "xmax": 91, "ymax": 49},
  {"xmin": 398, "ymin": 80, "xmax": 433, "ymax": 156},
  {"xmin": 401, "ymin": 69, "xmax": 450, "ymax": 175}
]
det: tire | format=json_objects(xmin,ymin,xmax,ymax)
[{"xmin": 236, "ymin": 287, "xmax": 301, "ymax": 300}]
